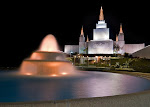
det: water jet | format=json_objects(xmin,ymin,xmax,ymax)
[{"xmin": 20, "ymin": 34, "xmax": 75, "ymax": 76}]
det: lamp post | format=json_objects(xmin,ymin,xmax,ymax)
[
  {"xmin": 70, "ymin": 52, "xmax": 73, "ymax": 57},
  {"xmin": 109, "ymin": 56, "xmax": 111, "ymax": 66},
  {"xmin": 95, "ymin": 56, "xmax": 98, "ymax": 63},
  {"xmin": 74, "ymin": 56, "xmax": 76, "ymax": 65},
  {"xmin": 87, "ymin": 56, "xmax": 89, "ymax": 67}
]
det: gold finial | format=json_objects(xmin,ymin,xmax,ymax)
[
  {"xmin": 86, "ymin": 35, "xmax": 89, "ymax": 42},
  {"xmin": 99, "ymin": 6, "xmax": 104, "ymax": 21},
  {"xmin": 116, "ymin": 34, "xmax": 118, "ymax": 41},
  {"xmin": 81, "ymin": 26, "xmax": 84, "ymax": 36},
  {"xmin": 119, "ymin": 23, "xmax": 123, "ymax": 34}
]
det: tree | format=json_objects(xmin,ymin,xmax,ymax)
[
  {"xmin": 83, "ymin": 47, "xmax": 88, "ymax": 54},
  {"xmin": 113, "ymin": 43, "xmax": 120, "ymax": 55}
]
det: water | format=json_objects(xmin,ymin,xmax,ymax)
[
  {"xmin": 39, "ymin": 34, "xmax": 59, "ymax": 52},
  {"xmin": 0, "ymin": 71, "xmax": 150, "ymax": 103},
  {"xmin": 20, "ymin": 34, "xmax": 75, "ymax": 76},
  {"xmin": 20, "ymin": 60, "xmax": 75, "ymax": 76}
]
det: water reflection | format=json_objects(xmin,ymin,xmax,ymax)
[{"xmin": 0, "ymin": 71, "xmax": 150, "ymax": 102}]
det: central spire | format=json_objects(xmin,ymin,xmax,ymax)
[{"xmin": 99, "ymin": 6, "xmax": 104, "ymax": 21}]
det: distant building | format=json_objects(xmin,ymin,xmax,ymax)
[{"xmin": 64, "ymin": 6, "xmax": 145, "ymax": 55}]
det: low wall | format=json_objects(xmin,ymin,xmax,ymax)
[
  {"xmin": 0, "ymin": 90, "xmax": 150, "ymax": 107},
  {"xmin": 124, "ymin": 44, "xmax": 145, "ymax": 54}
]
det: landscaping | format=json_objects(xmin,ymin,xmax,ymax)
[{"xmin": 68, "ymin": 57, "xmax": 150, "ymax": 73}]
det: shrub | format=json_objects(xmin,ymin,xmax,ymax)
[{"xmin": 130, "ymin": 58, "xmax": 150, "ymax": 73}]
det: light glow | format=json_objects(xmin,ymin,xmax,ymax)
[
  {"xmin": 62, "ymin": 72, "xmax": 67, "ymax": 75},
  {"xmin": 51, "ymin": 74, "xmax": 57, "ymax": 77},
  {"xmin": 39, "ymin": 34, "xmax": 59, "ymax": 52},
  {"xmin": 26, "ymin": 73, "xmax": 32, "ymax": 75}
]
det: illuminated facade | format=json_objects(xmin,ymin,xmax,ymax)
[
  {"xmin": 64, "ymin": 6, "xmax": 145, "ymax": 55},
  {"xmin": 88, "ymin": 6, "xmax": 113, "ymax": 54},
  {"xmin": 93, "ymin": 7, "xmax": 109, "ymax": 41},
  {"xmin": 114, "ymin": 24, "xmax": 145, "ymax": 54}
]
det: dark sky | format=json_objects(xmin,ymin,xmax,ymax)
[{"xmin": 0, "ymin": 1, "xmax": 150, "ymax": 67}]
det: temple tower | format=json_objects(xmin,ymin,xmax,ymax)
[
  {"xmin": 88, "ymin": 6, "xmax": 113, "ymax": 54},
  {"xmin": 79, "ymin": 26, "xmax": 86, "ymax": 54},
  {"xmin": 93, "ymin": 6, "xmax": 110, "ymax": 40},
  {"xmin": 114, "ymin": 23, "xmax": 125, "ymax": 54},
  {"xmin": 79, "ymin": 26, "xmax": 85, "ymax": 42},
  {"xmin": 118, "ymin": 23, "xmax": 124, "ymax": 41}
]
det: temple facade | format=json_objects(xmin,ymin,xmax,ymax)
[{"xmin": 64, "ymin": 7, "xmax": 145, "ymax": 55}]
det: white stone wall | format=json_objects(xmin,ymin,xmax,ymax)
[
  {"xmin": 64, "ymin": 45, "xmax": 79, "ymax": 54},
  {"xmin": 123, "ymin": 44, "xmax": 145, "ymax": 54},
  {"xmin": 88, "ymin": 40, "xmax": 113, "ymax": 54},
  {"xmin": 132, "ymin": 45, "xmax": 150, "ymax": 59},
  {"xmin": 93, "ymin": 28, "xmax": 109, "ymax": 41},
  {"xmin": 96, "ymin": 21, "xmax": 107, "ymax": 28}
]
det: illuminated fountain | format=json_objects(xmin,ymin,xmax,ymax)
[
  {"xmin": 1, "ymin": 34, "xmax": 150, "ymax": 103},
  {"xmin": 20, "ymin": 34, "xmax": 75, "ymax": 76}
]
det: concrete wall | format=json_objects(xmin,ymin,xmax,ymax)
[
  {"xmin": 123, "ymin": 43, "xmax": 145, "ymax": 54},
  {"xmin": 64, "ymin": 45, "xmax": 79, "ymax": 54},
  {"xmin": 132, "ymin": 45, "xmax": 150, "ymax": 59},
  {"xmin": 0, "ymin": 90, "xmax": 150, "ymax": 107}
]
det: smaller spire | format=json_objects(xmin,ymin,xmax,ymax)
[
  {"xmin": 116, "ymin": 34, "xmax": 118, "ymax": 41},
  {"xmin": 86, "ymin": 35, "xmax": 89, "ymax": 42},
  {"xmin": 119, "ymin": 23, "xmax": 123, "ymax": 34},
  {"xmin": 99, "ymin": 6, "xmax": 104, "ymax": 21},
  {"xmin": 80, "ymin": 26, "xmax": 84, "ymax": 36}
]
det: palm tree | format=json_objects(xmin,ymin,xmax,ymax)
[
  {"xmin": 113, "ymin": 43, "xmax": 120, "ymax": 55},
  {"xmin": 83, "ymin": 47, "xmax": 88, "ymax": 54}
]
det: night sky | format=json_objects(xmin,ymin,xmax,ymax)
[{"xmin": 0, "ymin": 1, "xmax": 150, "ymax": 67}]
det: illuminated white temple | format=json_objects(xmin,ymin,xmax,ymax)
[{"xmin": 64, "ymin": 6, "xmax": 145, "ymax": 55}]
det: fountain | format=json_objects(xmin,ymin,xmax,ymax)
[
  {"xmin": 0, "ymin": 34, "xmax": 150, "ymax": 103},
  {"xmin": 20, "ymin": 34, "xmax": 75, "ymax": 76}
]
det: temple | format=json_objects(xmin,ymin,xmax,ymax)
[{"xmin": 64, "ymin": 6, "xmax": 145, "ymax": 56}]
